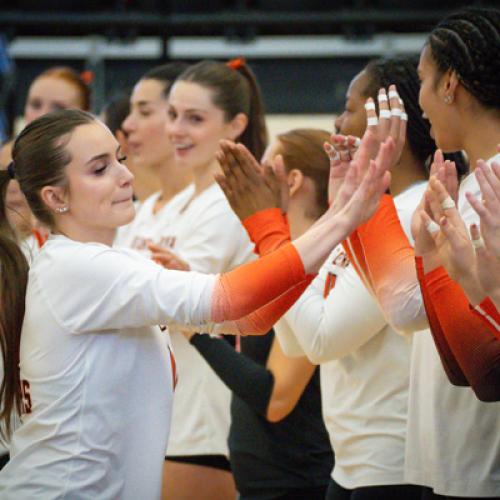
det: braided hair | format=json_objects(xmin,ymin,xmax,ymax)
[{"xmin": 427, "ymin": 7, "xmax": 500, "ymax": 110}]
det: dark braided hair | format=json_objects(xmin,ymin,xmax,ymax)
[
  {"xmin": 427, "ymin": 7, "xmax": 500, "ymax": 109},
  {"xmin": 363, "ymin": 56, "xmax": 436, "ymax": 170}
]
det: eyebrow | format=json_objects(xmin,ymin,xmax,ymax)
[{"xmin": 85, "ymin": 145, "xmax": 121, "ymax": 165}]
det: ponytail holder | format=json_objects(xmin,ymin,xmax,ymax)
[
  {"xmin": 226, "ymin": 57, "xmax": 246, "ymax": 71},
  {"xmin": 6, "ymin": 161, "xmax": 15, "ymax": 179},
  {"xmin": 80, "ymin": 70, "xmax": 94, "ymax": 85}
]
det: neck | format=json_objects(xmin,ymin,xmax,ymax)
[
  {"xmin": 288, "ymin": 203, "xmax": 316, "ymax": 239},
  {"xmin": 153, "ymin": 157, "xmax": 192, "ymax": 206},
  {"xmin": 54, "ymin": 223, "xmax": 116, "ymax": 247},
  {"xmin": 390, "ymin": 147, "xmax": 427, "ymax": 197},
  {"xmin": 460, "ymin": 111, "xmax": 500, "ymax": 169},
  {"xmin": 193, "ymin": 160, "xmax": 220, "ymax": 197}
]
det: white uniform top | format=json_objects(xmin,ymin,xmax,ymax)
[
  {"xmin": 117, "ymin": 183, "xmax": 254, "ymax": 456},
  {"xmin": 405, "ymin": 155, "xmax": 500, "ymax": 497},
  {"xmin": 274, "ymin": 184, "xmax": 425, "ymax": 489},
  {"xmin": 0, "ymin": 235, "xmax": 217, "ymax": 500}
]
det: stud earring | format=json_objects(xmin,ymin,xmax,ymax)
[
  {"xmin": 55, "ymin": 206, "xmax": 69, "ymax": 214},
  {"xmin": 444, "ymin": 95, "xmax": 453, "ymax": 104}
]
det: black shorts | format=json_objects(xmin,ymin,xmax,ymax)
[{"xmin": 166, "ymin": 454, "xmax": 231, "ymax": 472}]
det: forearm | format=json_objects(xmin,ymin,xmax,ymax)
[
  {"xmin": 190, "ymin": 334, "xmax": 274, "ymax": 416},
  {"xmin": 211, "ymin": 243, "xmax": 306, "ymax": 323},
  {"xmin": 243, "ymin": 208, "xmax": 291, "ymax": 255},
  {"xmin": 472, "ymin": 297, "xmax": 500, "ymax": 338},
  {"xmin": 359, "ymin": 195, "xmax": 427, "ymax": 333},
  {"xmin": 422, "ymin": 262, "xmax": 500, "ymax": 400}
]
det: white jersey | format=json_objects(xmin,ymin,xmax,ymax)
[
  {"xmin": 0, "ymin": 235, "xmax": 217, "ymax": 499},
  {"xmin": 276, "ymin": 245, "xmax": 412, "ymax": 489},
  {"xmin": 405, "ymin": 155, "xmax": 500, "ymax": 497},
  {"xmin": 117, "ymin": 182, "xmax": 254, "ymax": 456},
  {"xmin": 274, "ymin": 184, "xmax": 425, "ymax": 489}
]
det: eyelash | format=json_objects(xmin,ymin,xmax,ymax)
[{"xmin": 94, "ymin": 156, "xmax": 127, "ymax": 175}]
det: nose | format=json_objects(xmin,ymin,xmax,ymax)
[
  {"xmin": 118, "ymin": 161, "xmax": 135, "ymax": 187},
  {"xmin": 122, "ymin": 112, "xmax": 135, "ymax": 134},
  {"xmin": 334, "ymin": 114, "xmax": 344, "ymax": 134},
  {"xmin": 166, "ymin": 116, "xmax": 184, "ymax": 139}
]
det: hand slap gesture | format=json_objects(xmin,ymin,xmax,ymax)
[{"xmin": 215, "ymin": 140, "xmax": 289, "ymax": 221}]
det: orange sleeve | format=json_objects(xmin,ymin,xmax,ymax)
[
  {"xmin": 242, "ymin": 208, "xmax": 290, "ymax": 255},
  {"xmin": 355, "ymin": 195, "xmax": 426, "ymax": 333},
  {"xmin": 420, "ymin": 259, "xmax": 500, "ymax": 401},
  {"xmin": 211, "ymin": 242, "xmax": 307, "ymax": 323},
  {"xmin": 415, "ymin": 257, "xmax": 468, "ymax": 385},
  {"xmin": 342, "ymin": 232, "xmax": 371, "ymax": 290},
  {"xmin": 229, "ymin": 277, "xmax": 314, "ymax": 335},
  {"xmin": 471, "ymin": 297, "xmax": 500, "ymax": 339}
]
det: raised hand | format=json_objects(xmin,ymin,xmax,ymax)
[
  {"xmin": 148, "ymin": 243, "xmax": 190, "ymax": 271},
  {"xmin": 466, "ymin": 160, "xmax": 500, "ymax": 258},
  {"xmin": 215, "ymin": 140, "xmax": 288, "ymax": 221}
]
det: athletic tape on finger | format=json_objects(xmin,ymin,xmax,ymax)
[
  {"xmin": 471, "ymin": 236, "xmax": 485, "ymax": 250},
  {"xmin": 379, "ymin": 109, "xmax": 391, "ymax": 119},
  {"xmin": 426, "ymin": 220, "xmax": 440, "ymax": 234},
  {"xmin": 391, "ymin": 108, "xmax": 402, "ymax": 117},
  {"xmin": 441, "ymin": 196, "xmax": 455, "ymax": 210},
  {"xmin": 378, "ymin": 94, "xmax": 388, "ymax": 102},
  {"xmin": 365, "ymin": 101, "xmax": 376, "ymax": 111},
  {"xmin": 367, "ymin": 117, "xmax": 379, "ymax": 126},
  {"xmin": 388, "ymin": 90, "xmax": 399, "ymax": 100}
]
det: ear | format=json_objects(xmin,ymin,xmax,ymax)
[
  {"xmin": 442, "ymin": 69, "xmax": 460, "ymax": 102},
  {"xmin": 227, "ymin": 112, "xmax": 248, "ymax": 141},
  {"xmin": 287, "ymin": 169, "xmax": 304, "ymax": 197},
  {"xmin": 40, "ymin": 185, "xmax": 69, "ymax": 214}
]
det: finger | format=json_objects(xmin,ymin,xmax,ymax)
[
  {"xmin": 443, "ymin": 160, "xmax": 459, "ymax": 203},
  {"xmin": 388, "ymin": 85, "xmax": 403, "ymax": 141},
  {"xmin": 365, "ymin": 98, "xmax": 378, "ymax": 131},
  {"xmin": 476, "ymin": 160, "xmax": 500, "ymax": 205},
  {"xmin": 429, "ymin": 149, "xmax": 444, "ymax": 177},
  {"xmin": 469, "ymin": 223, "xmax": 486, "ymax": 255},
  {"xmin": 420, "ymin": 210, "xmax": 440, "ymax": 241},
  {"xmin": 465, "ymin": 190, "xmax": 488, "ymax": 218},
  {"xmin": 377, "ymin": 88, "xmax": 391, "ymax": 138},
  {"xmin": 233, "ymin": 143, "xmax": 264, "ymax": 183},
  {"xmin": 429, "ymin": 176, "xmax": 459, "ymax": 220},
  {"xmin": 425, "ymin": 183, "xmax": 444, "ymax": 222}
]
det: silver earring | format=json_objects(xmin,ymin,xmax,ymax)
[
  {"xmin": 55, "ymin": 206, "xmax": 69, "ymax": 214},
  {"xmin": 444, "ymin": 95, "xmax": 453, "ymax": 104}
]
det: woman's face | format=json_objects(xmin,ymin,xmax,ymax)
[
  {"xmin": 49, "ymin": 121, "xmax": 135, "ymax": 243},
  {"xmin": 334, "ymin": 70, "xmax": 372, "ymax": 138},
  {"xmin": 418, "ymin": 45, "xmax": 461, "ymax": 152},
  {"xmin": 166, "ymin": 81, "xmax": 243, "ymax": 173},
  {"xmin": 122, "ymin": 78, "xmax": 172, "ymax": 169},
  {"xmin": 24, "ymin": 76, "xmax": 83, "ymax": 125}
]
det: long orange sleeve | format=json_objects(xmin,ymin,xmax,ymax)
[
  {"xmin": 353, "ymin": 195, "xmax": 427, "ymax": 333},
  {"xmin": 415, "ymin": 257, "xmax": 468, "ymax": 385},
  {"xmin": 211, "ymin": 208, "xmax": 312, "ymax": 335},
  {"xmin": 417, "ymin": 258, "xmax": 500, "ymax": 401},
  {"xmin": 212, "ymin": 242, "xmax": 307, "ymax": 324},
  {"xmin": 242, "ymin": 208, "xmax": 290, "ymax": 255},
  {"xmin": 471, "ymin": 297, "xmax": 500, "ymax": 339}
]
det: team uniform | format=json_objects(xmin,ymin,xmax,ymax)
[
  {"xmin": 117, "ymin": 182, "xmax": 254, "ymax": 460},
  {"xmin": 406, "ymin": 156, "xmax": 500, "ymax": 498},
  {"xmin": 0, "ymin": 234, "xmax": 220, "ymax": 499},
  {"xmin": 346, "ymin": 171, "xmax": 500, "ymax": 497},
  {"xmin": 274, "ymin": 183, "xmax": 424, "ymax": 495}
]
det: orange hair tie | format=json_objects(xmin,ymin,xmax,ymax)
[
  {"xmin": 80, "ymin": 70, "xmax": 94, "ymax": 85},
  {"xmin": 226, "ymin": 57, "xmax": 246, "ymax": 70}
]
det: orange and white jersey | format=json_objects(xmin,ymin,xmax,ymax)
[
  {"xmin": 406, "ymin": 156, "xmax": 500, "ymax": 498},
  {"xmin": 275, "ymin": 244, "xmax": 412, "ymax": 489},
  {"xmin": 0, "ymin": 235, "xmax": 217, "ymax": 499}
]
